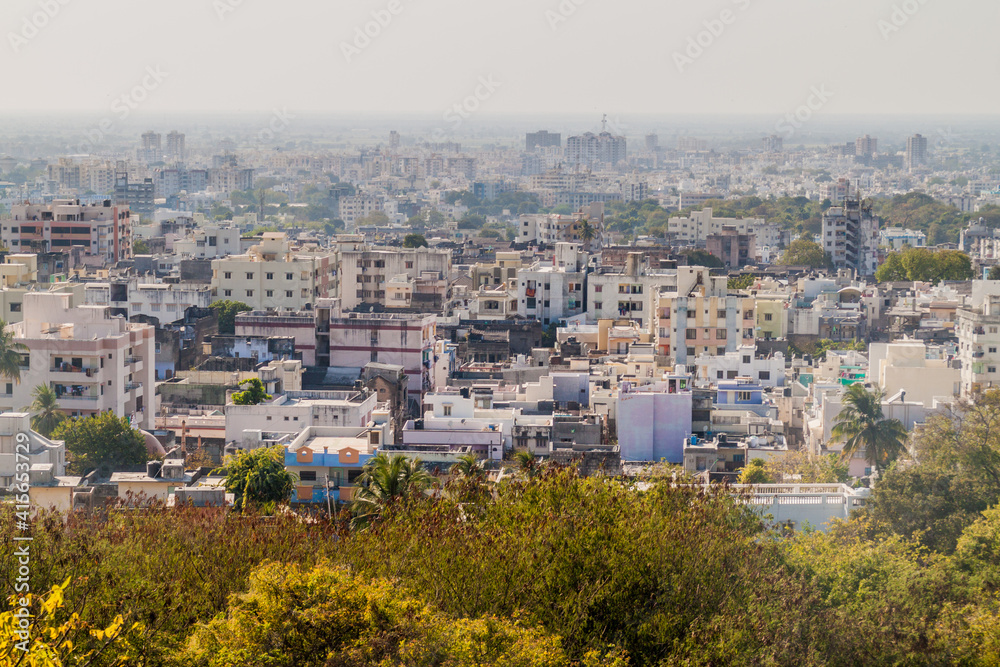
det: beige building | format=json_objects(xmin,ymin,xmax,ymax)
[
  {"xmin": 4, "ymin": 199, "xmax": 132, "ymax": 264},
  {"xmin": 211, "ymin": 233, "xmax": 337, "ymax": 311},
  {"xmin": 338, "ymin": 246, "xmax": 451, "ymax": 312},
  {"xmin": 870, "ymin": 341, "xmax": 959, "ymax": 406},
  {"xmin": 668, "ymin": 208, "xmax": 764, "ymax": 244},
  {"xmin": 6, "ymin": 292, "xmax": 157, "ymax": 430}
]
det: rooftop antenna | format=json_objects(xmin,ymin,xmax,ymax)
[{"xmin": 601, "ymin": 114, "xmax": 608, "ymax": 133}]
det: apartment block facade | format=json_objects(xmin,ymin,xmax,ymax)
[{"xmin": 3, "ymin": 200, "xmax": 132, "ymax": 264}]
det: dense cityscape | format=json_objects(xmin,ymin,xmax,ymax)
[{"xmin": 5, "ymin": 0, "xmax": 1000, "ymax": 665}]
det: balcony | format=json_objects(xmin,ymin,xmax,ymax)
[{"xmin": 125, "ymin": 382, "xmax": 143, "ymax": 392}]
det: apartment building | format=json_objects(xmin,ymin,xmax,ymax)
[
  {"xmin": 85, "ymin": 279, "xmax": 213, "ymax": 322},
  {"xmin": 667, "ymin": 208, "xmax": 765, "ymax": 245},
  {"xmin": 654, "ymin": 284, "xmax": 756, "ymax": 368},
  {"xmin": 171, "ymin": 223, "xmax": 242, "ymax": 258},
  {"xmin": 211, "ymin": 233, "xmax": 337, "ymax": 311},
  {"xmin": 517, "ymin": 243, "xmax": 588, "ymax": 324},
  {"xmin": 4, "ymin": 199, "xmax": 132, "ymax": 264},
  {"xmin": 327, "ymin": 311, "xmax": 437, "ymax": 411},
  {"xmin": 587, "ymin": 258, "xmax": 717, "ymax": 328},
  {"xmin": 518, "ymin": 203, "xmax": 604, "ymax": 248},
  {"xmin": 6, "ymin": 292, "xmax": 156, "ymax": 430},
  {"xmin": 957, "ymin": 291, "xmax": 1000, "ymax": 395},
  {"xmin": 706, "ymin": 227, "xmax": 757, "ymax": 268},
  {"xmin": 693, "ymin": 346, "xmax": 786, "ymax": 388},
  {"xmin": 822, "ymin": 198, "xmax": 880, "ymax": 276},
  {"xmin": 565, "ymin": 131, "xmax": 627, "ymax": 166},
  {"xmin": 338, "ymin": 246, "xmax": 450, "ymax": 312},
  {"xmin": 338, "ymin": 194, "xmax": 384, "ymax": 227},
  {"xmin": 470, "ymin": 251, "xmax": 523, "ymax": 289}
]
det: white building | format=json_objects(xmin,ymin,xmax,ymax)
[
  {"xmin": 85, "ymin": 279, "xmax": 213, "ymax": 322},
  {"xmin": 822, "ymin": 199, "xmax": 880, "ymax": 276},
  {"xmin": 878, "ymin": 228, "xmax": 926, "ymax": 251},
  {"xmin": 667, "ymin": 208, "xmax": 766, "ymax": 245},
  {"xmin": 7, "ymin": 292, "xmax": 156, "ymax": 430},
  {"xmin": 517, "ymin": 243, "xmax": 589, "ymax": 324},
  {"xmin": 225, "ymin": 389, "xmax": 379, "ymax": 446},
  {"xmin": 693, "ymin": 346, "xmax": 786, "ymax": 388}
]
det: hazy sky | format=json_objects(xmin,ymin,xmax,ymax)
[{"xmin": 1, "ymin": 0, "xmax": 996, "ymax": 120}]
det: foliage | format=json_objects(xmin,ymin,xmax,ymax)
[
  {"xmin": 682, "ymin": 249, "xmax": 724, "ymax": 269},
  {"xmin": 450, "ymin": 453, "xmax": 487, "ymax": 482},
  {"xmin": 132, "ymin": 238, "xmax": 150, "ymax": 255},
  {"xmin": 402, "ymin": 233, "xmax": 428, "ymax": 248},
  {"xmin": 230, "ymin": 378, "xmax": 270, "ymax": 406},
  {"xmin": 674, "ymin": 195, "xmax": 831, "ymax": 235},
  {"xmin": 209, "ymin": 300, "xmax": 252, "ymax": 335},
  {"xmin": 220, "ymin": 445, "xmax": 295, "ymax": 512},
  {"xmin": 0, "ymin": 505, "xmax": 338, "ymax": 664},
  {"xmin": 990, "ymin": 265, "xmax": 1000, "ymax": 281},
  {"xmin": 789, "ymin": 338, "xmax": 867, "ymax": 359},
  {"xmin": 875, "ymin": 247, "xmax": 975, "ymax": 283},
  {"xmin": 0, "ymin": 578, "xmax": 143, "ymax": 666},
  {"xmin": 52, "ymin": 412, "xmax": 147, "ymax": 475},
  {"xmin": 350, "ymin": 453, "xmax": 432, "ymax": 529},
  {"xmin": 28, "ymin": 384, "xmax": 67, "ymax": 438},
  {"xmin": 830, "ymin": 384, "xmax": 908, "ymax": 474},
  {"xmin": 874, "ymin": 192, "xmax": 970, "ymax": 244},
  {"xmin": 738, "ymin": 458, "xmax": 772, "ymax": 484},
  {"xmin": 356, "ymin": 211, "xmax": 390, "ymax": 227},
  {"xmin": 727, "ymin": 274, "xmax": 755, "ymax": 290},
  {"xmin": 457, "ymin": 213, "xmax": 487, "ymax": 230},
  {"xmin": 778, "ymin": 238, "xmax": 831, "ymax": 268},
  {"xmin": 182, "ymin": 561, "xmax": 595, "ymax": 667},
  {"xmin": 765, "ymin": 452, "xmax": 850, "ymax": 484},
  {"xmin": 0, "ymin": 322, "xmax": 27, "ymax": 384}
]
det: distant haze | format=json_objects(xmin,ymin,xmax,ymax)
[{"xmin": 1, "ymin": 0, "xmax": 996, "ymax": 120}]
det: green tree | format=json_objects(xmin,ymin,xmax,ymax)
[
  {"xmin": 457, "ymin": 213, "xmax": 487, "ymax": 230},
  {"xmin": 402, "ymin": 233, "xmax": 428, "ymax": 248},
  {"xmin": 683, "ymin": 249, "xmax": 725, "ymax": 269},
  {"xmin": 231, "ymin": 378, "xmax": 271, "ymax": 406},
  {"xmin": 578, "ymin": 220, "xmax": 598, "ymax": 244},
  {"xmin": 450, "ymin": 453, "xmax": 487, "ymax": 482},
  {"xmin": 28, "ymin": 384, "xmax": 67, "ymax": 437},
  {"xmin": 356, "ymin": 211, "xmax": 390, "ymax": 227},
  {"xmin": 738, "ymin": 458, "xmax": 772, "ymax": 484},
  {"xmin": 53, "ymin": 411, "xmax": 148, "ymax": 475},
  {"xmin": 830, "ymin": 384, "xmax": 909, "ymax": 474},
  {"xmin": 876, "ymin": 247, "xmax": 975, "ymax": 283},
  {"xmin": 182, "ymin": 561, "xmax": 586, "ymax": 667},
  {"xmin": 728, "ymin": 274, "xmax": 755, "ymax": 290},
  {"xmin": 0, "ymin": 321, "xmax": 28, "ymax": 384},
  {"xmin": 778, "ymin": 238, "xmax": 831, "ymax": 268},
  {"xmin": 351, "ymin": 453, "xmax": 433, "ymax": 529},
  {"xmin": 132, "ymin": 238, "xmax": 151, "ymax": 255},
  {"xmin": 221, "ymin": 445, "xmax": 295, "ymax": 512},
  {"xmin": 990, "ymin": 266, "xmax": 1000, "ymax": 281},
  {"xmin": 209, "ymin": 300, "xmax": 252, "ymax": 335},
  {"xmin": 512, "ymin": 449, "xmax": 539, "ymax": 478}
]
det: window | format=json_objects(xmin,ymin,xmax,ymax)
[
  {"xmin": 702, "ymin": 329, "xmax": 710, "ymax": 340},
  {"xmin": 717, "ymin": 347, "xmax": 726, "ymax": 355},
  {"xmin": 991, "ymin": 347, "xmax": 997, "ymax": 353},
  {"xmin": 246, "ymin": 272, "xmax": 255, "ymax": 280},
  {"xmin": 594, "ymin": 285, "xmax": 603, "ymax": 293},
  {"xmin": 992, "ymin": 327, "xmax": 999, "ymax": 334},
  {"xmin": 299, "ymin": 471, "xmax": 317, "ymax": 482},
  {"xmin": 266, "ymin": 290, "xmax": 273, "ymax": 297},
  {"xmin": 405, "ymin": 261, "xmax": 414, "ymax": 269},
  {"xmin": 716, "ymin": 329, "xmax": 727, "ymax": 339},
  {"xmin": 727, "ymin": 370, "xmax": 738, "ymax": 379},
  {"xmin": 990, "ymin": 367, "xmax": 997, "ymax": 374},
  {"xmin": 686, "ymin": 329, "xmax": 697, "ymax": 340},
  {"xmin": 266, "ymin": 272, "xmax": 274, "ymax": 280},
  {"xmin": 759, "ymin": 371, "xmax": 771, "ymax": 381},
  {"xmin": 687, "ymin": 347, "xmax": 696, "ymax": 356},
  {"xmin": 687, "ymin": 310, "xmax": 696, "ymax": 318},
  {"xmin": 224, "ymin": 289, "xmax": 232, "ymax": 297},
  {"xmin": 594, "ymin": 301, "xmax": 602, "ymax": 310},
  {"xmin": 717, "ymin": 371, "xmax": 724, "ymax": 379},
  {"xmin": 9, "ymin": 303, "xmax": 20, "ymax": 313},
  {"xmin": 743, "ymin": 355, "xmax": 751, "ymax": 364},
  {"xmin": 286, "ymin": 273, "xmax": 293, "ymax": 280},
  {"xmin": 443, "ymin": 405, "xmax": 452, "ymax": 416},
  {"xmin": 737, "ymin": 391, "xmax": 752, "ymax": 401},
  {"xmin": 717, "ymin": 310, "xmax": 726, "ymax": 319},
  {"xmin": 246, "ymin": 290, "xmax": 254, "ymax": 297},
  {"xmin": 286, "ymin": 291, "xmax": 293, "ymax": 298},
  {"xmin": 764, "ymin": 313, "xmax": 773, "ymax": 321},
  {"xmin": 224, "ymin": 272, "xmax": 232, "ymax": 279}
]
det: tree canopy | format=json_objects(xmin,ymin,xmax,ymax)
[
  {"xmin": 53, "ymin": 411, "xmax": 148, "ymax": 475},
  {"xmin": 778, "ymin": 238, "xmax": 831, "ymax": 268},
  {"xmin": 875, "ymin": 247, "xmax": 975, "ymax": 283},
  {"xmin": 221, "ymin": 445, "xmax": 296, "ymax": 512},
  {"xmin": 209, "ymin": 300, "xmax": 252, "ymax": 335},
  {"xmin": 402, "ymin": 233, "xmax": 428, "ymax": 248},
  {"xmin": 231, "ymin": 378, "xmax": 271, "ymax": 406}
]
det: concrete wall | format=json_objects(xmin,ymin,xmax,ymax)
[{"xmin": 617, "ymin": 391, "xmax": 693, "ymax": 463}]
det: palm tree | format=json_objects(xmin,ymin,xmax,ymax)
[
  {"xmin": 350, "ymin": 453, "xmax": 432, "ymax": 529},
  {"xmin": 578, "ymin": 220, "xmax": 599, "ymax": 246},
  {"xmin": 831, "ymin": 384, "xmax": 909, "ymax": 475},
  {"xmin": 449, "ymin": 453, "xmax": 487, "ymax": 482},
  {"xmin": 28, "ymin": 384, "xmax": 66, "ymax": 437},
  {"xmin": 0, "ymin": 322, "xmax": 27, "ymax": 384},
  {"xmin": 512, "ymin": 449, "xmax": 539, "ymax": 478}
]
